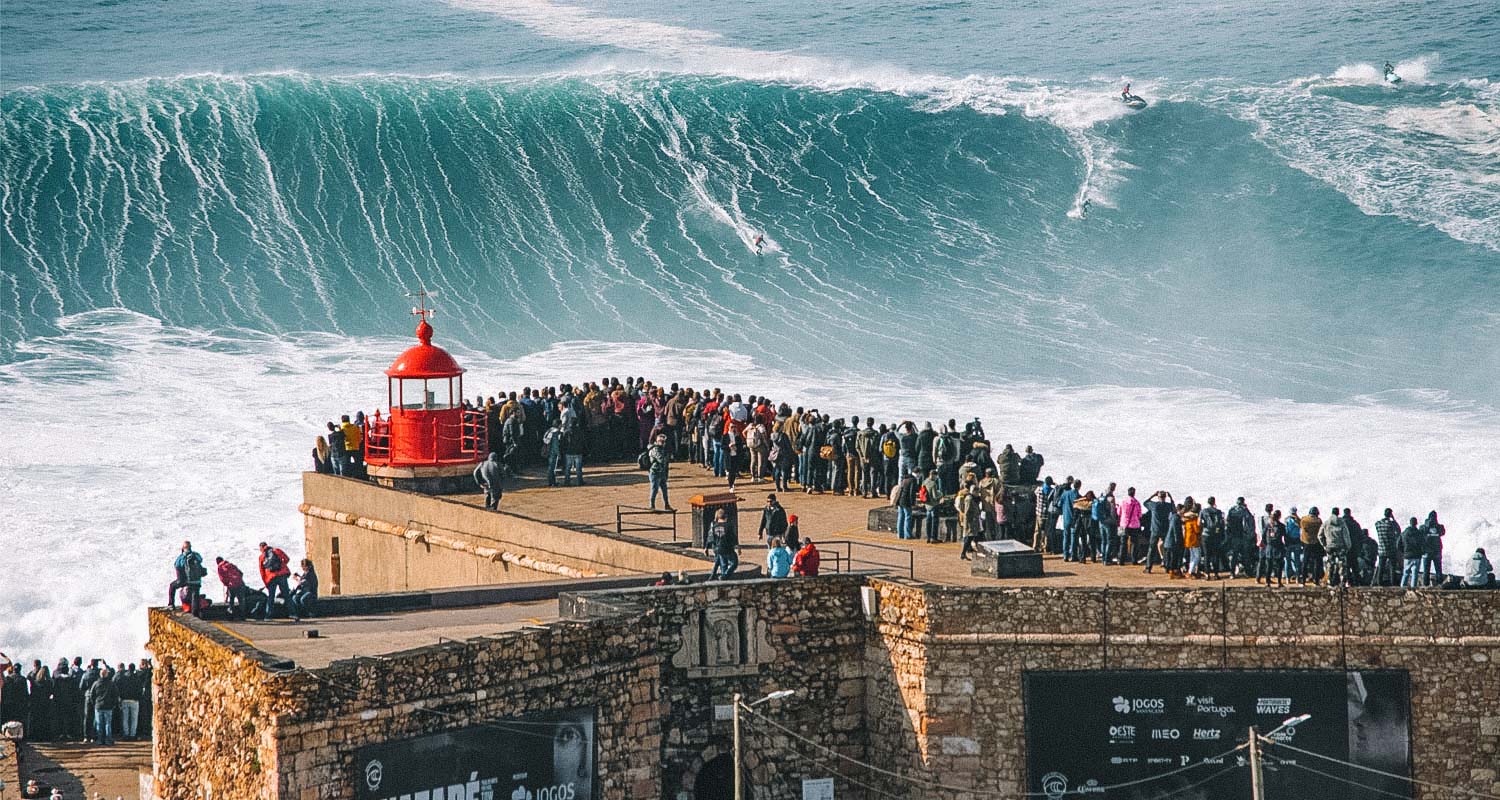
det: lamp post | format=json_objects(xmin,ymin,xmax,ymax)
[
  {"xmin": 1249, "ymin": 714, "xmax": 1311, "ymax": 800},
  {"xmin": 734, "ymin": 689, "xmax": 796, "ymax": 800}
]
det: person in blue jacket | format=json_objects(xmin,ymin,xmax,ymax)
[
  {"xmin": 767, "ymin": 538, "xmax": 793, "ymax": 578},
  {"xmin": 1058, "ymin": 480, "xmax": 1081, "ymax": 561}
]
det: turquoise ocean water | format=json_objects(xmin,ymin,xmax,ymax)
[{"xmin": 1, "ymin": 0, "xmax": 1497, "ymax": 655}]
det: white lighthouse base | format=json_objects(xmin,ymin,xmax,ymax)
[{"xmin": 367, "ymin": 463, "xmax": 478, "ymax": 495}]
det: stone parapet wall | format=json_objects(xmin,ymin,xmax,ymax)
[
  {"xmin": 866, "ymin": 581, "xmax": 1500, "ymax": 800},
  {"xmin": 301, "ymin": 473, "xmax": 709, "ymax": 595},
  {"xmin": 147, "ymin": 609, "xmax": 292, "ymax": 800},
  {"xmin": 148, "ymin": 579, "xmax": 1500, "ymax": 800}
]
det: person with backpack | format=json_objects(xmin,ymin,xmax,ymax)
[
  {"xmin": 1421, "ymin": 511, "xmax": 1446, "ymax": 586},
  {"xmin": 1019, "ymin": 445, "xmax": 1044, "ymax": 483},
  {"xmin": 168, "ymin": 541, "xmax": 205, "ymax": 616},
  {"xmin": 1227, "ymin": 497, "xmax": 1257, "ymax": 578},
  {"xmin": 1199, "ymin": 497, "xmax": 1226, "ymax": 579},
  {"xmin": 258, "ymin": 541, "xmax": 293, "ymax": 616},
  {"xmin": 769, "ymin": 426, "xmax": 793, "ymax": 492},
  {"xmin": 934, "ymin": 424, "xmax": 961, "ymax": 495},
  {"xmin": 542, "ymin": 419, "xmax": 564, "ymax": 487},
  {"xmin": 893, "ymin": 469, "xmax": 920, "ymax": 540},
  {"xmin": 920, "ymin": 469, "xmax": 946, "ymax": 543},
  {"xmin": 705, "ymin": 508, "xmax": 738, "ymax": 581},
  {"xmin": 473, "ymin": 451, "xmax": 504, "ymax": 510},
  {"xmin": 1321, "ymin": 506, "xmax": 1352, "ymax": 587},
  {"xmin": 841, "ymin": 418, "xmax": 861, "ymax": 496},
  {"xmin": 1032, "ymin": 478, "xmax": 1056, "ymax": 553},
  {"xmin": 1093, "ymin": 490, "xmax": 1119, "ymax": 565},
  {"xmin": 1298, "ymin": 507, "xmax": 1325, "ymax": 586},
  {"xmin": 646, "ymin": 433, "xmax": 674, "ymax": 512},
  {"xmin": 998, "ymin": 444, "xmax": 1021, "ymax": 485},
  {"xmin": 1256, "ymin": 507, "xmax": 1286, "ymax": 587},
  {"xmin": 856, "ymin": 417, "xmax": 880, "ymax": 498},
  {"xmin": 746, "ymin": 421, "xmax": 768, "ymax": 483},
  {"xmin": 880, "ymin": 425, "xmax": 900, "ymax": 497},
  {"xmin": 1142, "ymin": 491, "xmax": 1173, "ymax": 573}
]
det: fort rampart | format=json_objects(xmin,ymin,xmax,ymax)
[{"xmin": 147, "ymin": 576, "xmax": 1499, "ymax": 799}]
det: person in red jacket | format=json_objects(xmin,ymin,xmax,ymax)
[
  {"xmin": 258, "ymin": 542, "xmax": 292, "ymax": 617},
  {"xmin": 792, "ymin": 537, "xmax": 821, "ymax": 577},
  {"xmin": 214, "ymin": 557, "xmax": 254, "ymax": 619}
]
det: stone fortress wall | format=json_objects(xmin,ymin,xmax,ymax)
[
  {"xmin": 299, "ymin": 473, "xmax": 709, "ymax": 595},
  {"xmin": 148, "ymin": 577, "xmax": 1500, "ymax": 799}
]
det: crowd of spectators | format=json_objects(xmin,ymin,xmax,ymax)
[
  {"xmin": 0, "ymin": 652, "xmax": 151, "ymax": 745},
  {"xmin": 308, "ymin": 375, "xmax": 1488, "ymax": 590}
]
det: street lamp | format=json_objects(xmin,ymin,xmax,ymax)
[
  {"xmin": 1249, "ymin": 714, "xmax": 1311, "ymax": 800},
  {"xmin": 734, "ymin": 690, "xmax": 796, "ymax": 800}
]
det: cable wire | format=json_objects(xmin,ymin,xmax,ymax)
[
  {"xmin": 1272, "ymin": 759, "xmax": 1420, "ymax": 800},
  {"xmin": 1263, "ymin": 738, "xmax": 1500, "ymax": 799},
  {"xmin": 742, "ymin": 703, "xmax": 1249, "ymax": 798}
]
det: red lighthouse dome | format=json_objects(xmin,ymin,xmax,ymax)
[{"xmin": 363, "ymin": 310, "xmax": 487, "ymax": 493}]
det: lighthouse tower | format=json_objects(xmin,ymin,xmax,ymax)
[{"xmin": 363, "ymin": 296, "xmax": 487, "ymax": 494}]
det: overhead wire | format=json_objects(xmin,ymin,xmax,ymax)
[
  {"xmin": 1271, "ymin": 759, "xmax": 1421, "ymax": 800},
  {"xmin": 742, "ymin": 703, "xmax": 1250, "ymax": 798},
  {"xmin": 1266, "ymin": 735, "xmax": 1500, "ymax": 798}
]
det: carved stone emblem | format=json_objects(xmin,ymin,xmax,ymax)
[{"xmin": 672, "ymin": 601, "xmax": 776, "ymax": 677}]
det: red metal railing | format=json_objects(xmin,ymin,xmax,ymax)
[
  {"xmin": 362, "ymin": 408, "xmax": 486, "ymax": 465},
  {"xmin": 364, "ymin": 411, "xmax": 392, "ymax": 462}
]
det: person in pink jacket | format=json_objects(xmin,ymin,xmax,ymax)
[{"xmin": 1117, "ymin": 487, "xmax": 1144, "ymax": 564}]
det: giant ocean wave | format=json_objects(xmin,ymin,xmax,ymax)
[{"xmin": 3, "ymin": 70, "xmax": 1497, "ymax": 401}]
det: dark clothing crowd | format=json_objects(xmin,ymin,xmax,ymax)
[
  {"xmin": 0, "ymin": 654, "xmax": 152, "ymax": 744},
  {"xmin": 316, "ymin": 375, "xmax": 1476, "ymax": 591}
]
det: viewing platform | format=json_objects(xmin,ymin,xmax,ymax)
[{"xmin": 358, "ymin": 460, "xmax": 1233, "ymax": 590}]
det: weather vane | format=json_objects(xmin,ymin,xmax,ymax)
[{"xmin": 408, "ymin": 287, "xmax": 439, "ymax": 323}]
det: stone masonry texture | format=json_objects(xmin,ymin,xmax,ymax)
[{"xmin": 148, "ymin": 579, "xmax": 1500, "ymax": 799}]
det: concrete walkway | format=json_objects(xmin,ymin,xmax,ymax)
[
  {"xmin": 471, "ymin": 460, "xmax": 1258, "ymax": 589},
  {"xmin": 15, "ymin": 740, "xmax": 150, "ymax": 800},
  {"xmin": 218, "ymin": 598, "xmax": 560, "ymax": 668}
]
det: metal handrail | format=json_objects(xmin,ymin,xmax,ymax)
[
  {"xmin": 616, "ymin": 505, "xmax": 679, "ymax": 541},
  {"xmin": 815, "ymin": 539, "xmax": 915, "ymax": 578}
]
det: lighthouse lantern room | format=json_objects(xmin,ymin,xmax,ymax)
[{"xmin": 363, "ymin": 296, "xmax": 488, "ymax": 494}]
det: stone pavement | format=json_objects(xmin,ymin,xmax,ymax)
[
  {"xmin": 15, "ymin": 740, "xmax": 150, "ymax": 800},
  {"xmin": 471, "ymin": 460, "xmax": 1257, "ymax": 589},
  {"xmin": 218, "ymin": 598, "xmax": 559, "ymax": 668}
]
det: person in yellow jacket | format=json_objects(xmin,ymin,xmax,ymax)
[
  {"xmin": 338, "ymin": 414, "xmax": 363, "ymax": 474},
  {"xmin": 1182, "ymin": 500, "xmax": 1203, "ymax": 578}
]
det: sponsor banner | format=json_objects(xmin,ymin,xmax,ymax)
[
  {"xmin": 354, "ymin": 708, "xmax": 596, "ymax": 800},
  {"xmin": 1024, "ymin": 670, "xmax": 1411, "ymax": 800}
]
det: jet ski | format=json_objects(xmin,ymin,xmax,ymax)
[
  {"xmin": 1384, "ymin": 64, "xmax": 1402, "ymax": 84},
  {"xmin": 1121, "ymin": 92, "xmax": 1148, "ymax": 109}
]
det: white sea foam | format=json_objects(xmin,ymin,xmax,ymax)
[
  {"xmin": 2, "ymin": 313, "xmax": 1495, "ymax": 660},
  {"xmin": 1227, "ymin": 61, "xmax": 1500, "ymax": 251},
  {"xmin": 447, "ymin": 0, "xmax": 1137, "ymax": 214},
  {"xmin": 1331, "ymin": 55, "xmax": 1437, "ymax": 86}
]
